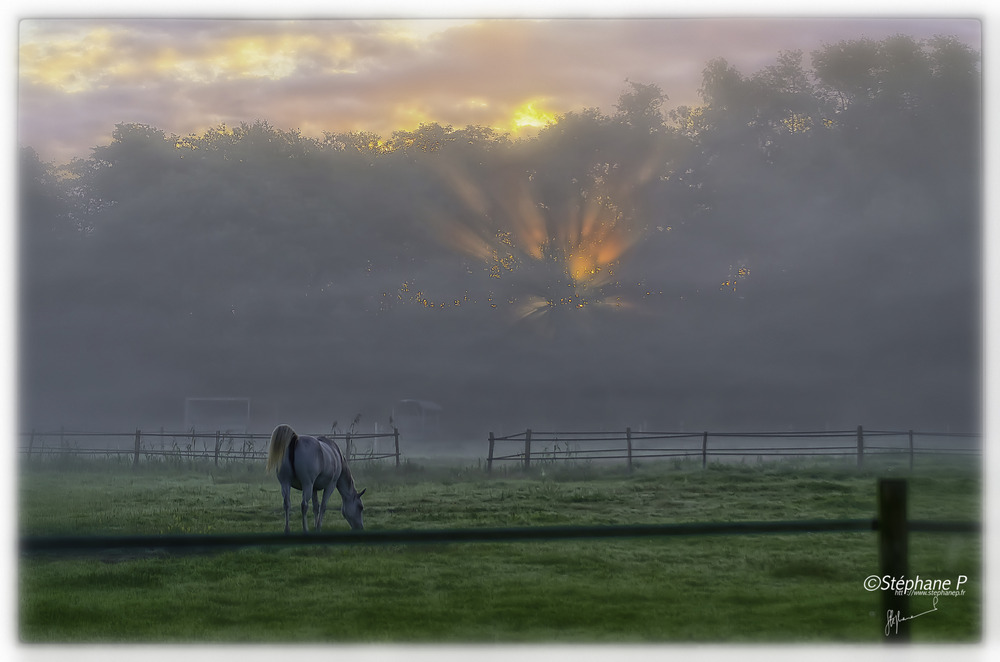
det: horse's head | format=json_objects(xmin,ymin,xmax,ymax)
[{"xmin": 342, "ymin": 487, "xmax": 366, "ymax": 530}]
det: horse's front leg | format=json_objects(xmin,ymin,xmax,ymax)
[
  {"xmin": 317, "ymin": 488, "xmax": 334, "ymax": 530},
  {"xmin": 312, "ymin": 489, "xmax": 322, "ymax": 530}
]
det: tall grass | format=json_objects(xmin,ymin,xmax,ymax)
[{"xmin": 18, "ymin": 457, "xmax": 981, "ymax": 643}]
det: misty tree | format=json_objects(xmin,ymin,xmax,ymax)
[
  {"xmin": 323, "ymin": 130, "xmax": 390, "ymax": 156},
  {"xmin": 19, "ymin": 146, "xmax": 89, "ymax": 337},
  {"xmin": 813, "ymin": 35, "xmax": 980, "ymax": 183},
  {"xmin": 19, "ymin": 147, "xmax": 81, "ymax": 246},
  {"xmin": 614, "ymin": 80, "xmax": 668, "ymax": 133}
]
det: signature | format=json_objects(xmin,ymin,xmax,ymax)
[{"xmin": 885, "ymin": 596, "xmax": 939, "ymax": 636}]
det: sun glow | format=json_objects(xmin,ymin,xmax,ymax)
[{"xmin": 510, "ymin": 100, "xmax": 560, "ymax": 133}]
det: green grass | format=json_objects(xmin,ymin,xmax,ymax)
[{"xmin": 18, "ymin": 457, "xmax": 981, "ymax": 643}]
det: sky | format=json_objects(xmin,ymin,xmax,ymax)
[{"xmin": 16, "ymin": 11, "xmax": 983, "ymax": 165}]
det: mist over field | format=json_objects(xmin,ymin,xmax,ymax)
[{"xmin": 18, "ymin": 32, "xmax": 981, "ymax": 442}]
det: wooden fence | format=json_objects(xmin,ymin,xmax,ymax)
[
  {"xmin": 19, "ymin": 428, "xmax": 403, "ymax": 467},
  {"xmin": 486, "ymin": 426, "xmax": 981, "ymax": 472},
  {"xmin": 19, "ymin": 425, "xmax": 982, "ymax": 472}
]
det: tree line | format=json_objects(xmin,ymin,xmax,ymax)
[{"xmin": 19, "ymin": 35, "xmax": 982, "ymax": 434}]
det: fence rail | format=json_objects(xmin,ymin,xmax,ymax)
[
  {"xmin": 19, "ymin": 428, "xmax": 403, "ymax": 467},
  {"xmin": 487, "ymin": 426, "xmax": 980, "ymax": 471},
  {"xmin": 19, "ymin": 425, "xmax": 982, "ymax": 472}
]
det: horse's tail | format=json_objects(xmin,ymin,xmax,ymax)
[{"xmin": 266, "ymin": 424, "xmax": 297, "ymax": 474}]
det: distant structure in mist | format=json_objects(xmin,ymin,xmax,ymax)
[
  {"xmin": 392, "ymin": 399, "xmax": 443, "ymax": 442},
  {"xmin": 183, "ymin": 397, "xmax": 251, "ymax": 433}
]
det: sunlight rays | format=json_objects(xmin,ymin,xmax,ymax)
[{"xmin": 403, "ymin": 155, "xmax": 657, "ymax": 329}]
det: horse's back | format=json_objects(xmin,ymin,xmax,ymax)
[{"xmin": 289, "ymin": 434, "xmax": 341, "ymax": 489}]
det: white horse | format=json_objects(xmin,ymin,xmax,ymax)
[{"xmin": 265, "ymin": 424, "xmax": 366, "ymax": 533}]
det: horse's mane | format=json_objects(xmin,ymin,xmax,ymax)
[
  {"xmin": 339, "ymin": 459, "xmax": 357, "ymax": 491},
  {"xmin": 320, "ymin": 435, "xmax": 358, "ymax": 493}
]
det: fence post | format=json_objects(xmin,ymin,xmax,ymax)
[
  {"xmin": 857, "ymin": 425, "xmax": 864, "ymax": 469},
  {"xmin": 133, "ymin": 429, "xmax": 141, "ymax": 469},
  {"xmin": 346, "ymin": 433, "xmax": 353, "ymax": 461},
  {"xmin": 908, "ymin": 430, "xmax": 914, "ymax": 472},
  {"xmin": 702, "ymin": 431, "xmax": 709, "ymax": 469},
  {"xmin": 214, "ymin": 431, "xmax": 222, "ymax": 466},
  {"xmin": 879, "ymin": 478, "xmax": 909, "ymax": 642},
  {"xmin": 487, "ymin": 432, "xmax": 495, "ymax": 473},
  {"xmin": 394, "ymin": 427, "xmax": 401, "ymax": 467},
  {"xmin": 626, "ymin": 427, "xmax": 633, "ymax": 473},
  {"xmin": 524, "ymin": 429, "xmax": 532, "ymax": 470}
]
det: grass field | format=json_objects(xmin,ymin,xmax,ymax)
[{"xmin": 17, "ymin": 456, "xmax": 981, "ymax": 644}]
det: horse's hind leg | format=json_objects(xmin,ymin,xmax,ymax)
[
  {"xmin": 300, "ymin": 480, "xmax": 314, "ymax": 533},
  {"xmin": 281, "ymin": 483, "xmax": 292, "ymax": 535}
]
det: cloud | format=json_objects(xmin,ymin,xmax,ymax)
[{"xmin": 18, "ymin": 17, "xmax": 981, "ymax": 164}]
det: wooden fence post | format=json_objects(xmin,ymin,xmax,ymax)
[
  {"xmin": 857, "ymin": 425, "xmax": 864, "ymax": 469},
  {"xmin": 133, "ymin": 429, "xmax": 141, "ymax": 469},
  {"xmin": 487, "ymin": 432, "xmax": 495, "ymax": 473},
  {"xmin": 626, "ymin": 427, "xmax": 633, "ymax": 473},
  {"xmin": 879, "ymin": 478, "xmax": 909, "ymax": 642},
  {"xmin": 524, "ymin": 429, "xmax": 532, "ymax": 470},
  {"xmin": 394, "ymin": 427, "xmax": 401, "ymax": 467},
  {"xmin": 346, "ymin": 433, "xmax": 353, "ymax": 461},
  {"xmin": 702, "ymin": 431, "xmax": 709, "ymax": 469},
  {"xmin": 214, "ymin": 431, "xmax": 222, "ymax": 466},
  {"xmin": 908, "ymin": 430, "xmax": 914, "ymax": 472}
]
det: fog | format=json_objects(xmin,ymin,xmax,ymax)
[{"xmin": 18, "ymin": 36, "xmax": 981, "ymax": 445}]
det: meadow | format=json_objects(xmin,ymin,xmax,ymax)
[{"xmin": 17, "ymin": 455, "xmax": 981, "ymax": 644}]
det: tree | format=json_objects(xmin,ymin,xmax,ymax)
[
  {"xmin": 614, "ymin": 80, "xmax": 667, "ymax": 133},
  {"xmin": 19, "ymin": 147, "xmax": 79, "ymax": 244},
  {"xmin": 812, "ymin": 34, "xmax": 980, "ymax": 177}
]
